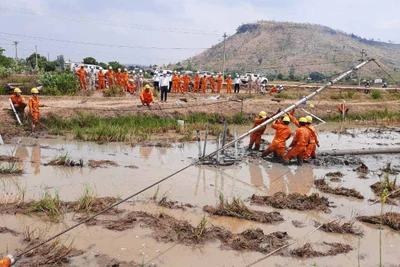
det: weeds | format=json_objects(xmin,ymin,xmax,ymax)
[
  {"xmin": 103, "ymin": 86, "xmax": 125, "ymax": 97},
  {"xmin": 75, "ymin": 184, "xmax": 97, "ymax": 213},
  {"xmin": 31, "ymin": 190, "xmax": 63, "ymax": 219},
  {"xmin": 0, "ymin": 162, "xmax": 23, "ymax": 174},
  {"xmin": 193, "ymin": 216, "xmax": 207, "ymax": 240},
  {"xmin": 45, "ymin": 152, "xmax": 83, "ymax": 167},
  {"xmin": 371, "ymin": 89, "xmax": 382, "ymax": 99},
  {"xmin": 39, "ymin": 72, "xmax": 79, "ymax": 96},
  {"xmin": 275, "ymin": 92, "xmax": 296, "ymax": 99}
]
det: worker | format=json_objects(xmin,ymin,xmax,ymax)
[
  {"xmin": 305, "ymin": 115, "xmax": 319, "ymax": 159},
  {"xmin": 106, "ymin": 66, "xmax": 115, "ymax": 87},
  {"xmin": 98, "ymin": 69, "xmax": 106, "ymax": 90},
  {"xmin": 217, "ymin": 73, "xmax": 223, "ymax": 93},
  {"xmin": 247, "ymin": 76, "xmax": 253, "ymax": 94},
  {"xmin": 262, "ymin": 116, "xmax": 292, "ymax": 162},
  {"xmin": 116, "ymin": 68, "xmax": 122, "ymax": 87},
  {"xmin": 76, "ymin": 64, "xmax": 87, "ymax": 90},
  {"xmin": 177, "ymin": 72, "xmax": 183, "ymax": 93},
  {"xmin": 28, "ymin": 88, "xmax": 45, "ymax": 133},
  {"xmin": 0, "ymin": 254, "xmax": 14, "ymax": 267},
  {"xmin": 140, "ymin": 84, "xmax": 154, "ymax": 106},
  {"xmin": 225, "ymin": 75, "xmax": 233, "ymax": 94},
  {"xmin": 123, "ymin": 68, "xmax": 129, "ymax": 91},
  {"xmin": 10, "ymin": 88, "xmax": 27, "ymax": 120},
  {"xmin": 159, "ymin": 71, "xmax": 169, "ymax": 102},
  {"xmin": 234, "ymin": 75, "xmax": 241, "ymax": 93},
  {"xmin": 193, "ymin": 72, "xmax": 200, "ymax": 93},
  {"xmin": 255, "ymin": 77, "xmax": 260, "ymax": 93},
  {"xmin": 338, "ymin": 101, "xmax": 349, "ymax": 114},
  {"xmin": 171, "ymin": 71, "xmax": 177, "ymax": 93},
  {"xmin": 127, "ymin": 79, "xmax": 137, "ymax": 94},
  {"xmin": 269, "ymin": 85, "xmax": 277, "ymax": 94},
  {"xmin": 183, "ymin": 72, "xmax": 191, "ymax": 93},
  {"xmin": 153, "ymin": 71, "xmax": 160, "ymax": 92},
  {"xmin": 201, "ymin": 74, "xmax": 207, "ymax": 93},
  {"xmin": 137, "ymin": 70, "xmax": 144, "ymax": 91},
  {"xmin": 87, "ymin": 67, "xmax": 95, "ymax": 90},
  {"xmin": 248, "ymin": 111, "xmax": 268, "ymax": 151},
  {"xmin": 284, "ymin": 117, "xmax": 310, "ymax": 165},
  {"xmin": 209, "ymin": 73, "xmax": 216, "ymax": 93}
]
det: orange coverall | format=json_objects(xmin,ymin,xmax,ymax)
[
  {"xmin": 249, "ymin": 117, "xmax": 267, "ymax": 150},
  {"xmin": 127, "ymin": 83, "xmax": 137, "ymax": 93},
  {"xmin": 171, "ymin": 75, "xmax": 177, "ymax": 93},
  {"xmin": 263, "ymin": 122, "xmax": 292, "ymax": 157},
  {"xmin": 28, "ymin": 96, "xmax": 44, "ymax": 124},
  {"xmin": 115, "ymin": 71, "xmax": 123, "ymax": 87},
  {"xmin": 76, "ymin": 68, "xmax": 87, "ymax": 90},
  {"xmin": 305, "ymin": 125, "xmax": 319, "ymax": 158},
  {"xmin": 98, "ymin": 71, "xmax": 106, "ymax": 90},
  {"xmin": 0, "ymin": 257, "xmax": 12, "ymax": 267},
  {"xmin": 225, "ymin": 78, "xmax": 232, "ymax": 93},
  {"xmin": 201, "ymin": 77, "xmax": 207, "ymax": 93},
  {"xmin": 209, "ymin": 76, "xmax": 215, "ymax": 93},
  {"xmin": 140, "ymin": 90, "xmax": 154, "ymax": 105},
  {"xmin": 193, "ymin": 75, "xmax": 200, "ymax": 93},
  {"xmin": 177, "ymin": 75, "xmax": 183, "ymax": 93},
  {"xmin": 122, "ymin": 72, "xmax": 129, "ymax": 91},
  {"xmin": 284, "ymin": 126, "xmax": 310, "ymax": 161},
  {"xmin": 338, "ymin": 103, "xmax": 349, "ymax": 113},
  {"xmin": 106, "ymin": 70, "xmax": 115, "ymax": 87},
  {"xmin": 183, "ymin": 75, "xmax": 191, "ymax": 92},
  {"xmin": 217, "ymin": 75, "xmax": 223, "ymax": 93},
  {"xmin": 269, "ymin": 86, "xmax": 277, "ymax": 93},
  {"xmin": 10, "ymin": 94, "xmax": 27, "ymax": 110}
]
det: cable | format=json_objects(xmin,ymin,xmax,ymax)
[
  {"xmin": 0, "ymin": 32, "xmax": 209, "ymax": 50},
  {"xmin": 373, "ymin": 60, "xmax": 400, "ymax": 85},
  {"xmin": 253, "ymin": 60, "xmax": 357, "ymax": 71}
]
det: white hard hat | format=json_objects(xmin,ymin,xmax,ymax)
[
  {"xmin": 139, "ymin": 69, "xmax": 143, "ymax": 73},
  {"xmin": 133, "ymin": 70, "xmax": 136, "ymax": 73},
  {"xmin": 163, "ymin": 70, "xmax": 167, "ymax": 74}
]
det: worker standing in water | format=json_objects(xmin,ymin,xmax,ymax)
[
  {"xmin": 140, "ymin": 84, "xmax": 154, "ymax": 107},
  {"xmin": 106, "ymin": 66, "xmax": 115, "ymax": 87},
  {"xmin": 10, "ymin": 88, "xmax": 27, "ymax": 120},
  {"xmin": 28, "ymin": 88, "xmax": 45, "ymax": 133},
  {"xmin": 284, "ymin": 117, "xmax": 310, "ymax": 165},
  {"xmin": 248, "ymin": 111, "xmax": 268, "ymax": 151},
  {"xmin": 217, "ymin": 73, "xmax": 223, "ymax": 93},
  {"xmin": 97, "ymin": 69, "xmax": 106, "ymax": 90},
  {"xmin": 262, "ymin": 116, "xmax": 292, "ymax": 162},
  {"xmin": 225, "ymin": 75, "xmax": 233, "ymax": 94},
  {"xmin": 76, "ymin": 64, "xmax": 87, "ymax": 90}
]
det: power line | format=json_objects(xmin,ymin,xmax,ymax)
[
  {"xmin": 0, "ymin": 5, "xmax": 222, "ymax": 36},
  {"xmin": 253, "ymin": 60, "xmax": 357, "ymax": 71}
]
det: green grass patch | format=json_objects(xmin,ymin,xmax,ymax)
[
  {"xmin": 0, "ymin": 162, "xmax": 24, "ymax": 174},
  {"xmin": 274, "ymin": 92, "xmax": 297, "ymax": 99},
  {"xmin": 103, "ymin": 86, "xmax": 125, "ymax": 97},
  {"xmin": 326, "ymin": 108, "xmax": 400, "ymax": 122},
  {"xmin": 31, "ymin": 190, "xmax": 63, "ymax": 219},
  {"xmin": 371, "ymin": 89, "xmax": 382, "ymax": 99}
]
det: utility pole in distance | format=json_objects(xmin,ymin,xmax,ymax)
[
  {"xmin": 222, "ymin": 33, "xmax": 227, "ymax": 78},
  {"xmin": 13, "ymin": 41, "xmax": 19, "ymax": 61},
  {"xmin": 35, "ymin": 45, "xmax": 38, "ymax": 70},
  {"xmin": 358, "ymin": 49, "xmax": 367, "ymax": 87}
]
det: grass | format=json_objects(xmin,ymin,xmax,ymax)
[
  {"xmin": 371, "ymin": 89, "xmax": 382, "ymax": 99},
  {"xmin": 75, "ymin": 184, "xmax": 97, "ymax": 213},
  {"xmin": 326, "ymin": 108, "xmax": 400, "ymax": 122},
  {"xmin": 274, "ymin": 92, "xmax": 297, "ymax": 99},
  {"xmin": 103, "ymin": 86, "xmax": 125, "ymax": 97},
  {"xmin": 31, "ymin": 190, "xmax": 63, "ymax": 219},
  {"xmin": 217, "ymin": 193, "xmax": 251, "ymax": 219},
  {"xmin": 194, "ymin": 216, "xmax": 208, "ymax": 240},
  {"xmin": 0, "ymin": 180, "xmax": 26, "ymax": 204},
  {"xmin": 45, "ymin": 152, "xmax": 83, "ymax": 167},
  {"xmin": 0, "ymin": 162, "xmax": 24, "ymax": 174}
]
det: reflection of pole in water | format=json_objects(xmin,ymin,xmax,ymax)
[
  {"xmin": 194, "ymin": 167, "xmax": 201, "ymax": 196},
  {"xmin": 202, "ymin": 168, "xmax": 206, "ymax": 193},
  {"xmin": 30, "ymin": 144, "xmax": 41, "ymax": 176}
]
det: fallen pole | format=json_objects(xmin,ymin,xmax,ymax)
[
  {"xmin": 9, "ymin": 98, "xmax": 22, "ymax": 125},
  {"xmin": 319, "ymin": 147, "xmax": 400, "ymax": 156}
]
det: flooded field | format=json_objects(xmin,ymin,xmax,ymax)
[{"xmin": 1, "ymin": 125, "xmax": 400, "ymax": 266}]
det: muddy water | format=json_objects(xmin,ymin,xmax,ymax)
[{"xmin": 1, "ymin": 126, "xmax": 400, "ymax": 266}]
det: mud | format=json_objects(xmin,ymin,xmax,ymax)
[
  {"xmin": 289, "ymin": 242, "xmax": 353, "ymax": 258},
  {"xmin": 316, "ymin": 221, "xmax": 364, "ymax": 236},
  {"xmin": 88, "ymin": 160, "xmax": 118, "ymax": 168},
  {"xmin": 291, "ymin": 220, "xmax": 307, "ymax": 228},
  {"xmin": 0, "ymin": 155, "xmax": 21, "ymax": 162},
  {"xmin": 44, "ymin": 158, "xmax": 84, "ymax": 167},
  {"xmin": 325, "ymin": 171, "xmax": 344, "ymax": 177},
  {"xmin": 357, "ymin": 212, "xmax": 400, "ymax": 231},
  {"xmin": 157, "ymin": 197, "xmax": 194, "ymax": 210},
  {"xmin": 94, "ymin": 255, "xmax": 152, "ymax": 267},
  {"xmin": 355, "ymin": 163, "xmax": 369, "ymax": 174},
  {"xmin": 124, "ymin": 164, "xmax": 139, "ymax": 169},
  {"xmin": 0, "ymin": 226, "xmax": 19, "ymax": 236},
  {"xmin": 370, "ymin": 181, "xmax": 400, "ymax": 200},
  {"xmin": 330, "ymin": 177, "xmax": 342, "ymax": 182},
  {"xmin": 314, "ymin": 179, "xmax": 364, "ymax": 199},
  {"xmin": 250, "ymin": 192, "xmax": 332, "ymax": 213},
  {"xmin": 311, "ymin": 155, "xmax": 362, "ymax": 166}
]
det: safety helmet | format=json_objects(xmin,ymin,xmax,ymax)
[
  {"xmin": 124, "ymin": 68, "xmax": 128, "ymax": 71},
  {"xmin": 219, "ymin": 72, "xmax": 222, "ymax": 75},
  {"xmin": 196, "ymin": 71, "xmax": 199, "ymax": 74},
  {"xmin": 163, "ymin": 70, "xmax": 167, "ymax": 74},
  {"xmin": 109, "ymin": 66, "xmax": 112, "ymax": 70},
  {"xmin": 14, "ymin": 88, "xmax": 22, "ymax": 93},
  {"xmin": 31, "ymin": 88, "xmax": 39, "ymax": 94},
  {"xmin": 128, "ymin": 79, "xmax": 134, "ymax": 83},
  {"xmin": 283, "ymin": 116, "xmax": 290, "ymax": 122},
  {"xmin": 178, "ymin": 72, "xmax": 181, "ymax": 74},
  {"xmin": 259, "ymin": 111, "xmax": 267, "ymax": 118},
  {"xmin": 140, "ymin": 69, "xmax": 143, "ymax": 73},
  {"xmin": 132, "ymin": 70, "xmax": 136, "ymax": 73},
  {"xmin": 236, "ymin": 75, "xmax": 239, "ymax": 77},
  {"xmin": 80, "ymin": 64, "xmax": 84, "ymax": 68},
  {"xmin": 118, "ymin": 68, "xmax": 121, "ymax": 71},
  {"xmin": 228, "ymin": 74, "xmax": 231, "ymax": 77},
  {"xmin": 299, "ymin": 117, "xmax": 307, "ymax": 123},
  {"xmin": 144, "ymin": 84, "xmax": 151, "ymax": 89},
  {"xmin": 306, "ymin": 115, "xmax": 313, "ymax": 123}
]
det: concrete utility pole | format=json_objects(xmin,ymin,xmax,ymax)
[
  {"xmin": 222, "ymin": 33, "xmax": 227, "ymax": 78},
  {"xmin": 35, "ymin": 45, "xmax": 38, "ymax": 70},
  {"xmin": 358, "ymin": 49, "xmax": 367, "ymax": 87},
  {"xmin": 13, "ymin": 41, "xmax": 18, "ymax": 61},
  {"xmin": 47, "ymin": 53, "xmax": 49, "ymax": 61}
]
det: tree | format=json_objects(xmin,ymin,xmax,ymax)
[
  {"xmin": 83, "ymin": 57, "xmax": 98, "ymax": 65},
  {"xmin": 98, "ymin": 62, "xmax": 108, "ymax": 69},
  {"xmin": 289, "ymin": 64, "xmax": 296, "ymax": 80},
  {"xmin": 108, "ymin": 61, "xmax": 125, "ymax": 71},
  {"xmin": 56, "ymin": 55, "xmax": 65, "ymax": 70},
  {"xmin": 309, "ymin": 72, "xmax": 325, "ymax": 81},
  {"xmin": 0, "ymin": 47, "xmax": 5, "ymax": 55},
  {"xmin": 187, "ymin": 61, "xmax": 194, "ymax": 71},
  {"xmin": 26, "ymin": 53, "xmax": 47, "ymax": 69},
  {"xmin": 277, "ymin": 73, "xmax": 283, "ymax": 80},
  {"xmin": 43, "ymin": 61, "xmax": 59, "ymax": 72}
]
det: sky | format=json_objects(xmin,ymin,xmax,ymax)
[{"xmin": 0, "ymin": 0, "xmax": 399, "ymax": 66}]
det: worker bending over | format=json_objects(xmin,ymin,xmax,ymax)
[
  {"xmin": 261, "ymin": 116, "xmax": 292, "ymax": 162},
  {"xmin": 140, "ymin": 84, "xmax": 154, "ymax": 107},
  {"xmin": 305, "ymin": 115, "xmax": 319, "ymax": 159},
  {"xmin": 284, "ymin": 117, "xmax": 310, "ymax": 165},
  {"xmin": 338, "ymin": 101, "xmax": 349, "ymax": 114},
  {"xmin": 106, "ymin": 66, "xmax": 115, "ymax": 87},
  {"xmin": 217, "ymin": 73, "xmax": 223, "ymax": 93},
  {"xmin": 225, "ymin": 75, "xmax": 232, "ymax": 94},
  {"xmin": 10, "ymin": 88, "xmax": 27, "ymax": 119},
  {"xmin": 127, "ymin": 79, "xmax": 137, "ymax": 94},
  {"xmin": 248, "ymin": 111, "xmax": 268, "ymax": 151},
  {"xmin": 28, "ymin": 88, "xmax": 45, "ymax": 133},
  {"xmin": 76, "ymin": 64, "xmax": 87, "ymax": 90}
]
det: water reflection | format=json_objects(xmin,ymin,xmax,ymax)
[{"xmin": 30, "ymin": 144, "xmax": 41, "ymax": 176}]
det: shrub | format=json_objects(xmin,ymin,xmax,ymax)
[
  {"xmin": 39, "ymin": 72, "xmax": 79, "ymax": 95},
  {"xmin": 103, "ymin": 86, "xmax": 125, "ymax": 97},
  {"xmin": 371, "ymin": 89, "xmax": 382, "ymax": 99},
  {"xmin": 347, "ymin": 90, "xmax": 356, "ymax": 99}
]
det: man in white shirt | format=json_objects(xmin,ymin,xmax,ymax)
[
  {"xmin": 159, "ymin": 71, "xmax": 170, "ymax": 102},
  {"xmin": 153, "ymin": 71, "xmax": 160, "ymax": 92},
  {"xmin": 234, "ymin": 75, "xmax": 241, "ymax": 94}
]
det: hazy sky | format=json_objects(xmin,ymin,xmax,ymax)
[{"xmin": 1, "ymin": 0, "xmax": 399, "ymax": 65}]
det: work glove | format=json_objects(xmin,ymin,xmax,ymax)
[
  {"xmin": 290, "ymin": 109, "xmax": 295, "ymax": 115},
  {"xmin": 277, "ymin": 108, "xmax": 281, "ymax": 113}
]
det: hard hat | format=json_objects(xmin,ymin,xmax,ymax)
[
  {"xmin": 144, "ymin": 84, "xmax": 151, "ymax": 89},
  {"xmin": 236, "ymin": 75, "xmax": 239, "ymax": 77},
  {"xmin": 109, "ymin": 66, "xmax": 112, "ymax": 70},
  {"xmin": 31, "ymin": 88, "xmax": 39, "ymax": 94},
  {"xmin": 128, "ymin": 79, "xmax": 134, "ymax": 83},
  {"xmin": 310, "ymin": 103, "xmax": 314, "ymax": 108},
  {"xmin": 14, "ymin": 88, "xmax": 22, "ymax": 93},
  {"xmin": 306, "ymin": 116, "xmax": 313, "ymax": 123},
  {"xmin": 196, "ymin": 71, "xmax": 199, "ymax": 74},
  {"xmin": 259, "ymin": 111, "xmax": 267, "ymax": 118},
  {"xmin": 118, "ymin": 68, "xmax": 121, "ymax": 71},
  {"xmin": 80, "ymin": 64, "xmax": 84, "ymax": 68},
  {"xmin": 299, "ymin": 117, "xmax": 307, "ymax": 123},
  {"xmin": 228, "ymin": 74, "xmax": 231, "ymax": 77},
  {"xmin": 219, "ymin": 72, "xmax": 222, "ymax": 75},
  {"xmin": 178, "ymin": 72, "xmax": 181, "ymax": 74},
  {"xmin": 140, "ymin": 69, "xmax": 143, "ymax": 73},
  {"xmin": 163, "ymin": 70, "xmax": 167, "ymax": 74},
  {"xmin": 124, "ymin": 68, "xmax": 128, "ymax": 71},
  {"xmin": 133, "ymin": 70, "xmax": 136, "ymax": 73},
  {"xmin": 283, "ymin": 116, "xmax": 290, "ymax": 122}
]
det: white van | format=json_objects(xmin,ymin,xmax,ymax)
[{"xmin": 71, "ymin": 63, "xmax": 105, "ymax": 74}]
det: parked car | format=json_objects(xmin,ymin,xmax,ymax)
[
  {"xmin": 240, "ymin": 73, "xmax": 268, "ymax": 84},
  {"xmin": 70, "ymin": 63, "xmax": 105, "ymax": 74}
]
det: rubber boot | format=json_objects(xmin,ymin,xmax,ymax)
[
  {"xmin": 254, "ymin": 144, "xmax": 260, "ymax": 151},
  {"xmin": 247, "ymin": 144, "xmax": 253, "ymax": 151},
  {"xmin": 297, "ymin": 157, "xmax": 304, "ymax": 166},
  {"xmin": 277, "ymin": 155, "xmax": 286, "ymax": 164}
]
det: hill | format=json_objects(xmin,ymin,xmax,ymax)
[{"xmin": 181, "ymin": 21, "xmax": 400, "ymax": 81}]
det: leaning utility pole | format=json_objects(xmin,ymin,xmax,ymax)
[
  {"xmin": 13, "ymin": 41, "xmax": 18, "ymax": 61},
  {"xmin": 358, "ymin": 49, "xmax": 366, "ymax": 87},
  {"xmin": 222, "ymin": 33, "xmax": 227, "ymax": 77},
  {"xmin": 35, "ymin": 45, "xmax": 38, "ymax": 70}
]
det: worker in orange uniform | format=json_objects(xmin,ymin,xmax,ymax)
[
  {"xmin": 28, "ymin": 88, "xmax": 45, "ymax": 133},
  {"xmin": 127, "ymin": 79, "xmax": 137, "ymax": 94},
  {"xmin": 140, "ymin": 84, "xmax": 154, "ymax": 106},
  {"xmin": 225, "ymin": 75, "xmax": 233, "ymax": 94},
  {"xmin": 262, "ymin": 116, "xmax": 292, "ymax": 162},
  {"xmin": 115, "ymin": 68, "xmax": 122, "ymax": 87},
  {"xmin": 209, "ymin": 73, "xmax": 216, "ymax": 93},
  {"xmin": 76, "ymin": 64, "xmax": 87, "ymax": 90},
  {"xmin": 106, "ymin": 66, "xmax": 115, "ymax": 87},
  {"xmin": 171, "ymin": 71, "xmax": 177, "ymax": 93},
  {"xmin": 201, "ymin": 74, "xmax": 207, "ymax": 93},
  {"xmin": 304, "ymin": 115, "xmax": 319, "ymax": 159},
  {"xmin": 122, "ymin": 68, "xmax": 129, "ymax": 91},
  {"xmin": 269, "ymin": 85, "xmax": 277, "ymax": 93},
  {"xmin": 248, "ymin": 111, "xmax": 268, "ymax": 151},
  {"xmin": 217, "ymin": 73, "xmax": 223, "ymax": 93},
  {"xmin": 193, "ymin": 72, "xmax": 200, "ymax": 93},
  {"xmin": 0, "ymin": 254, "xmax": 14, "ymax": 267},
  {"xmin": 97, "ymin": 69, "xmax": 106, "ymax": 90},
  {"xmin": 284, "ymin": 117, "xmax": 310, "ymax": 165},
  {"xmin": 338, "ymin": 101, "xmax": 349, "ymax": 114},
  {"xmin": 183, "ymin": 72, "xmax": 191, "ymax": 93},
  {"xmin": 10, "ymin": 88, "xmax": 27, "ymax": 119},
  {"xmin": 177, "ymin": 72, "xmax": 183, "ymax": 93}
]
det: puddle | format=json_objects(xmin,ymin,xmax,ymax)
[{"xmin": 1, "ymin": 126, "xmax": 400, "ymax": 266}]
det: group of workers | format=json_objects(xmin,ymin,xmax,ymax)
[{"xmin": 248, "ymin": 109, "xmax": 319, "ymax": 165}]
